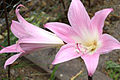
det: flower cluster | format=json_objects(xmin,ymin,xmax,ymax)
[{"xmin": 1, "ymin": 0, "xmax": 120, "ymax": 77}]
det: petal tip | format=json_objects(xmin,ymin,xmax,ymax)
[
  {"xmin": 44, "ymin": 23, "xmax": 51, "ymax": 28},
  {"xmin": 16, "ymin": 4, "xmax": 25, "ymax": 14},
  {"xmin": 16, "ymin": 4, "xmax": 25, "ymax": 9},
  {"xmin": 52, "ymin": 59, "xmax": 60, "ymax": 65},
  {"xmin": 0, "ymin": 48, "xmax": 7, "ymax": 54},
  {"xmin": 108, "ymin": 8, "xmax": 113, "ymax": 12},
  {"xmin": 0, "ymin": 51, "xmax": 3, "ymax": 54},
  {"xmin": 110, "ymin": 8, "xmax": 113, "ymax": 11},
  {"xmin": 12, "ymin": 20, "xmax": 16, "ymax": 23},
  {"xmin": 4, "ymin": 65, "xmax": 7, "ymax": 69},
  {"xmin": 52, "ymin": 60, "xmax": 56, "ymax": 65},
  {"xmin": 43, "ymin": 24, "xmax": 48, "ymax": 28},
  {"xmin": 106, "ymin": 8, "xmax": 114, "ymax": 12}
]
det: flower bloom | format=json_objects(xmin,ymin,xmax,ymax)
[
  {"xmin": 0, "ymin": 4, "xmax": 63, "ymax": 69},
  {"xmin": 45, "ymin": 0, "xmax": 120, "ymax": 76}
]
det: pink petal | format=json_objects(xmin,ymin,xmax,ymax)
[
  {"xmin": 81, "ymin": 53, "xmax": 100, "ymax": 76},
  {"xmin": 15, "ymin": 4, "xmax": 42, "ymax": 36},
  {"xmin": 68, "ymin": 0, "xmax": 91, "ymax": 34},
  {"xmin": 91, "ymin": 8, "xmax": 113, "ymax": 34},
  {"xmin": 52, "ymin": 43, "xmax": 82, "ymax": 64},
  {"xmin": 4, "ymin": 53, "xmax": 22, "ymax": 69},
  {"xmin": 15, "ymin": 4, "xmax": 26, "ymax": 23},
  {"xmin": 0, "ymin": 44, "xmax": 24, "ymax": 54},
  {"xmin": 23, "ymin": 25, "xmax": 64, "ymax": 44},
  {"xmin": 11, "ymin": 20, "xmax": 29, "ymax": 38},
  {"xmin": 19, "ymin": 43, "xmax": 57, "ymax": 57},
  {"xmin": 44, "ymin": 22, "xmax": 81, "ymax": 43},
  {"xmin": 98, "ymin": 34, "xmax": 120, "ymax": 54},
  {"xmin": 15, "ymin": 5, "xmax": 63, "ymax": 45},
  {"xmin": 15, "ymin": 4, "xmax": 50, "ymax": 37},
  {"xmin": 18, "ymin": 35, "xmax": 63, "ymax": 45},
  {"xmin": 20, "ymin": 43, "xmax": 55, "ymax": 52}
]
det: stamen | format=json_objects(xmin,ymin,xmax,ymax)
[
  {"xmin": 75, "ymin": 43, "xmax": 87, "ymax": 54},
  {"xmin": 75, "ymin": 43, "xmax": 80, "ymax": 53},
  {"xmin": 75, "ymin": 41, "xmax": 97, "ymax": 55},
  {"xmin": 75, "ymin": 49, "xmax": 80, "ymax": 53}
]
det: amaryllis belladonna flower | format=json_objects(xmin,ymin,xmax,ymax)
[
  {"xmin": 0, "ymin": 4, "xmax": 63, "ymax": 69},
  {"xmin": 45, "ymin": 0, "xmax": 120, "ymax": 76}
]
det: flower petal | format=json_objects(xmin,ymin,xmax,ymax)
[
  {"xmin": 4, "ymin": 53, "xmax": 22, "ymax": 69},
  {"xmin": 20, "ymin": 43, "xmax": 56, "ymax": 52},
  {"xmin": 18, "ymin": 35, "xmax": 63, "ymax": 45},
  {"xmin": 98, "ymin": 34, "xmax": 120, "ymax": 54},
  {"xmin": 15, "ymin": 4, "xmax": 26, "ymax": 23},
  {"xmin": 52, "ymin": 43, "xmax": 81, "ymax": 64},
  {"xmin": 23, "ymin": 25, "xmax": 64, "ymax": 45},
  {"xmin": 68, "ymin": 0, "xmax": 91, "ymax": 34},
  {"xmin": 15, "ymin": 4, "xmax": 51, "ymax": 37},
  {"xmin": 81, "ymin": 53, "xmax": 100, "ymax": 76},
  {"xmin": 15, "ymin": 5, "xmax": 63, "ymax": 45},
  {"xmin": 91, "ymin": 8, "xmax": 113, "ymax": 34},
  {"xmin": 0, "ymin": 44, "xmax": 24, "ymax": 54},
  {"xmin": 11, "ymin": 20, "xmax": 29, "ymax": 38},
  {"xmin": 45, "ymin": 22, "xmax": 81, "ymax": 43}
]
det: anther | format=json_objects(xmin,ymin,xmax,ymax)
[{"xmin": 75, "ymin": 49, "xmax": 80, "ymax": 53}]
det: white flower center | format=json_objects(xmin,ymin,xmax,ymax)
[{"xmin": 75, "ymin": 40, "xmax": 98, "ymax": 55}]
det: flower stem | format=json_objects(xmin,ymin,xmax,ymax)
[
  {"xmin": 88, "ymin": 75, "xmax": 93, "ymax": 80},
  {"xmin": 50, "ymin": 64, "xmax": 59, "ymax": 80}
]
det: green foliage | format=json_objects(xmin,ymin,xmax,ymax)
[
  {"xmin": 25, "ymin": 11, "xmax": 62, "ymax": 28},
  {"xmin": 12, "ymin": 61, "xmax": 35, "ymax": 69},
  {"xmin": 12, "ymin": 62, "xmax": 27, "ymax": 69},
  {"xmin": 49, "ymin": 64, "xmax": 59, "ymax": 80},
  {"xmin": 1, "ymin": 78, "xmax": 8, "ymax": 80},
  {"xmin": 106, "ymin": 61, "xmax": 120, "ymax": 80},
  {"xmin": 1, "ymin": 76, "xmax": 22, "ymax": 80},
  {"xmin": 25, "ymin": 11, "xmax": 50, "ymax": 27},
  {"xmin": 0, "ymin": 32, "xmax": 17, "ymax": 57},
  {"xmin": 16, "ymin": 76, "xmax": 22, "ymax": 80},
  {"xmin": 0, "ymin": 32, "xmax": 17, "ymax": 49}
]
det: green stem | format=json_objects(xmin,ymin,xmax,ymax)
[{"xmin": 50, "ymin": 64, "xmax": 59, "ymax": 80}]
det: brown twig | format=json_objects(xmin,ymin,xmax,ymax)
[
  {"xmin": 60, "ymin": 0, "xmax": 65, "ymax": 9},
  {"xmin": 3, "ymin": 0, "xmax": 11, "ymax": 80},
  {"xmin": 88, "ymin": 0, "xmax": 91, "ymax": 8},
  {"xmin": 59, "ymin": 0, "xmax": 67, "ymax": 16},
  {"xmin": 70, "ymin": 70, "xmax": 83, "ymax": 80}
]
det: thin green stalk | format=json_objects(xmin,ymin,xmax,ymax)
[{"xmin": 50, "ymin": 64, "xmax": 59, "ymax": 80}]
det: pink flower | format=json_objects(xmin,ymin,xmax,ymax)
[
  {"xmin": 45, "ymin": 0, "xmax": 120, "ymax": 76},
  {"xmin": 0, "ymin": 4, "xmax": 63, "ymax": 69}
]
